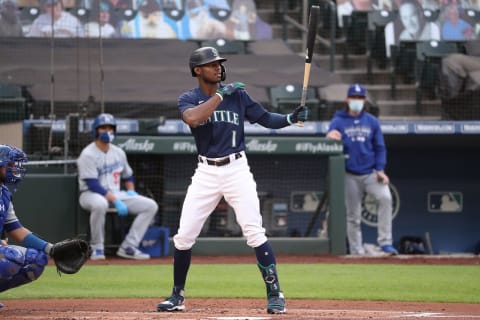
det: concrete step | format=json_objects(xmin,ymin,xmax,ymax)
[
  {"xmin": 333, "ymin": 68, "xmax": 393, "ymax": 84},
  {"xmin": 376, "ymin": 99, "xmax": 442, "ymax": 118},
  {"xmin": 315, "ymin": 54, "xmax": 392, "ymax": 72},
  {"xmin": 366, "ymin": 84, "xmax": 415, "ymax": 101}
]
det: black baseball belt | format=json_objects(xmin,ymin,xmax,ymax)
[{"xmin": 198, "ymin": 152, "xmax": 243, "ymax": 167}]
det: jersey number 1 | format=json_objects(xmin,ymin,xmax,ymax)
[{"xmin": 231, "ymin": 130, "xmax": 237, "ymax": 148}]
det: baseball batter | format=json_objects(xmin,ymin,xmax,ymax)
[
  {"xmin": 77, "ymin": 113, "xmax": 158, "ymax": 260},
  {"xmin": 156, "ymin": 47, "xmax": 308, "ymax": 314}
]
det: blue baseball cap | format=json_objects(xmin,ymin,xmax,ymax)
[{"xmin": 347, "ymin": 84, "xmax": 366, "ymax": 98}]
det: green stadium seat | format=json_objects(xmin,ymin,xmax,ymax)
[
  {"xmin": 0, "ymin": 84, "xmax": 26, "ymax": 123},
  {"xmin": 269, "ymin": 83, "xmax": 320, "ymax": 119}
]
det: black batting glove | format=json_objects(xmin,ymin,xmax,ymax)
[
  {"xmin": 216, "ymin": 82, "xmax": 246, "ymax": 100},
  {"xmin": 287, "ymin": 105, "xmax": 309, "ymax": 125}
]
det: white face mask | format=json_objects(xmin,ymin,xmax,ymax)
[{"xmin": 348, "ymin": 99, "xmax": 364, "ymax": 113}]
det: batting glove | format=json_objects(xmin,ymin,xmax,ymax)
[
  {"xmin": 113, "ymin": 199, "xmax": 128, "ymax": 216},
  {"xmin": 287, "ymin": 105, "xmax": 309, "ymax": 125},
  {"xmin": 126, "ymin": 190, "xmax": 138, "ymax": 196},
  {"xmin": 216, "ymin": 82, "xmax": 245, "ymax": 100}
]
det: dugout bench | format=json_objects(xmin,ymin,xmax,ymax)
[{"xmin": 76, "ymin": 205, "xmax": 170, "ymax": 257}]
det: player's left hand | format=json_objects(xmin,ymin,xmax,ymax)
[
  {"xmin": 49, "ymin": 239, "xmax": 90, "ymax": 275},
  {"xmin": 287, "ymin": 105, "xmax": 309, "ymax": 127}
]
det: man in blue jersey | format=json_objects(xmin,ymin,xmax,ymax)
[
  {"xmin": 156, "ymin": 46, "xmax": 308, "ymax": 314},
  {"xmin": 326, "ymin": 84, "xmax": 397, "ymax": 256}
]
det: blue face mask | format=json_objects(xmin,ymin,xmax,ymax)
[
  {"xmin": 348, "ymin": 99, "xmax": 364, "ymax": 113},
  {"xmin": 99, "ymin": 131, "xmax": 115, "ymax": 143}
]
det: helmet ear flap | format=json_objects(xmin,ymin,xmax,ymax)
[{"xmin": 221, "ymin": 64, "xmax": 226, "ymax": 81}]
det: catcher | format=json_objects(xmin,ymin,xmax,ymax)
[{"xmin": 0, "ymin": 144, "xmax": 90, "ymax": 310}]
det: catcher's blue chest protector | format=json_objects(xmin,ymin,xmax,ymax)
[
  {"xmin": 0, "ymin": 186, "xmax": 48, "ymax": 293},
  {"xmin": 0, "ymin": 185, "xmax": 11, "ymax": 235}
]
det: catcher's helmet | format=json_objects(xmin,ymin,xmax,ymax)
[
  {"xmin": 0, "ymin": 144, "xmax": 27, "ymax": 191},
  {"xmin": 92, "ymin": 113, "xmax": 116, "ymax": 138},
  {"xmin": 189, "ymin": 46, "xmax": 227, "ymax": 80}
]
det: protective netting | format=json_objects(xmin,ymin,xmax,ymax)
[{"xmin": 129, "ymin": 153, "xmax": 330, "ymax": 238}]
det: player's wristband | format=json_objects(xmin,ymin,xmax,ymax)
[
  {"xmin": 286, "ymin": 114, "xmax": 293, "ymax": 125},
  {"xmin": 215, "ymin": 92, "xmax": 223, "ymax": 101},
  {"xmin": 22, "ymin": 233, "xmax": 50, "ymax": 253}
]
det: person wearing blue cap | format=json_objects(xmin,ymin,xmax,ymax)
[{"xmin": 326, "ymin": 83, "xmax": 398, "ymax": 256}]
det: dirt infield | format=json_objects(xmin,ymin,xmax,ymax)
[
  {"xmin": 1, "ymin": 255, "xmax": 479, "ymax": 320},
  {"xmin": 3, "ymin": 298, "xmax": 480, "ymax": 320}
]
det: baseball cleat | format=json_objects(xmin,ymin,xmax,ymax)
[
  {"xmin": 90, "ymin": 249, "xmax": 106, "ymax": 260},
  {"xmin": 116, "ymin": 246, "xmax": 150, "ymax": 260},
  {"xmin": 157, "ymin": 288, "xmax": 185, "ymax": 312},
  {"xmin": 267, "ymin": 291, "xmax": 286, "ymax": 314},
  {"xmin": 380, "ymin": 244, "xmax": 398, "ymax": 256}
]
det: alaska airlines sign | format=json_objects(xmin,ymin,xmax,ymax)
[{"xmin": 115, "ymin": 136, "xmax": 343, "ymax": 155}]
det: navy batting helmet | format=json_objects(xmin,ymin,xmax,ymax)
[
  {"xmin": 0, "ymin": 144, "xmax": 27, "ymax": 191},
  {"xmin": 189, "ymin": 46, "xmax": 227, "ymax": 80},
  {"xmin": 92, "ymin": 113, "xmax": 116, "ymax": 138}
]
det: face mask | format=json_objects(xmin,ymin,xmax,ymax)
[
  {"xmin": 348, "ymin": 99, "xmax": 364, "ymax": 113},
  {"xmin": 99, "ymin": 131, "xmax": 115, "ymax": 143}
]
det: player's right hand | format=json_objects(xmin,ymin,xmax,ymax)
[
  {"xmin": 216, "ymin": 82, "xmax": 245, "ymax": 99},
  {"xmin": 113, "ymin": 199, "xmax": 128, "ymax": 216},
  {"xmin": 287, "ymin": 105, "xmax": 309, "ymax": 126}
]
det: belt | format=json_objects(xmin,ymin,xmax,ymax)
[{"xmin": 198, "ymin": 152, "xmax": 243, "ymax": 167}]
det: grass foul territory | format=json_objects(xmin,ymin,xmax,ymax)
[{"xmin": 2, "ymin": 264, "xmax": 479, "ymax": 303}]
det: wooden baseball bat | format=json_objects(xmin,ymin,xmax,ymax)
[{"xmin": 300, "ymin": 5, "xmax": 319, "ymax": 107}]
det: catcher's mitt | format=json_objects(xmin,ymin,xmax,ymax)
[{"xmin": 50, "ymin": 239, "xmax": 91, "ymax": 275}]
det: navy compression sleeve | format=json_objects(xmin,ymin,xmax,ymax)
[
  {"xmin": 84, "ymin": 179, "xmax": 108, "ymax": 195},
  {"xmin": 256, "ymin": 112, "xmax": 289, "ymax": 129}
]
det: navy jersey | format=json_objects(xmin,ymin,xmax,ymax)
[{"xmin": 178, "ymin": 86, "xmax": 267, "ymax": 157}]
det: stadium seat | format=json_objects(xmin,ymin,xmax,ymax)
[
  {"xmin": 200, "ymin": 38, "xmax": 247, "ymax": 54},
  {"xmin": 269, "ymin": 83, "xmax": 320, "ymax": 119},
  {"xmin": 342, "ymin": 10, "xmax": 368, "ymax": 68},
  {"xmin": 18, "ymin": 6, "xmax": 40, "ymax": 24},
  {"xmin": 390, "ymin": 40, "xmax": 418, "ymax": 99},
  {"xmin": 0, "ymin": 84, "xmax": 26, "ymax": 124},
  {"xmin": 415, "ymin": 40, "xmax": 459, "ymax": 113},
  {"xmin": 209, "ymin": 7, "xmax": 231, "ymax": 22},
  {"xmin": 366, "ymin": 10, "xmax": 398, "ymax": 83}
]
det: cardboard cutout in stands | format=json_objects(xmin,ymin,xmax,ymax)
[{"xmin": 3, "ymin": 0, "xmax": 272, "ymax": 39}]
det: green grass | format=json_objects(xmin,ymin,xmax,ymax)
[{"xmin": 2, "ymin": 264, "xmax": 479, "ymax": 303}]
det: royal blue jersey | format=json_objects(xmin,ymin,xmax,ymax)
[
  {"xmin": 328, "ymin": 110, "xmax": 387, "ymax": 175},
  {"xmin": 0, "ymin": 185, "xmax": 22, "ymax": 235},
  {"xmin": 178, "ymin": 86, "xmax": 268, "ymax": 157}
]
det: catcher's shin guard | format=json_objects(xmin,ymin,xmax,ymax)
[
  {"xmin": 0, "ymin": 246, "xmax": 47, "ymax": 292},
  {"xmin": 257, "ymin": 263, "xmax": 286, "ymax": 314}
]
